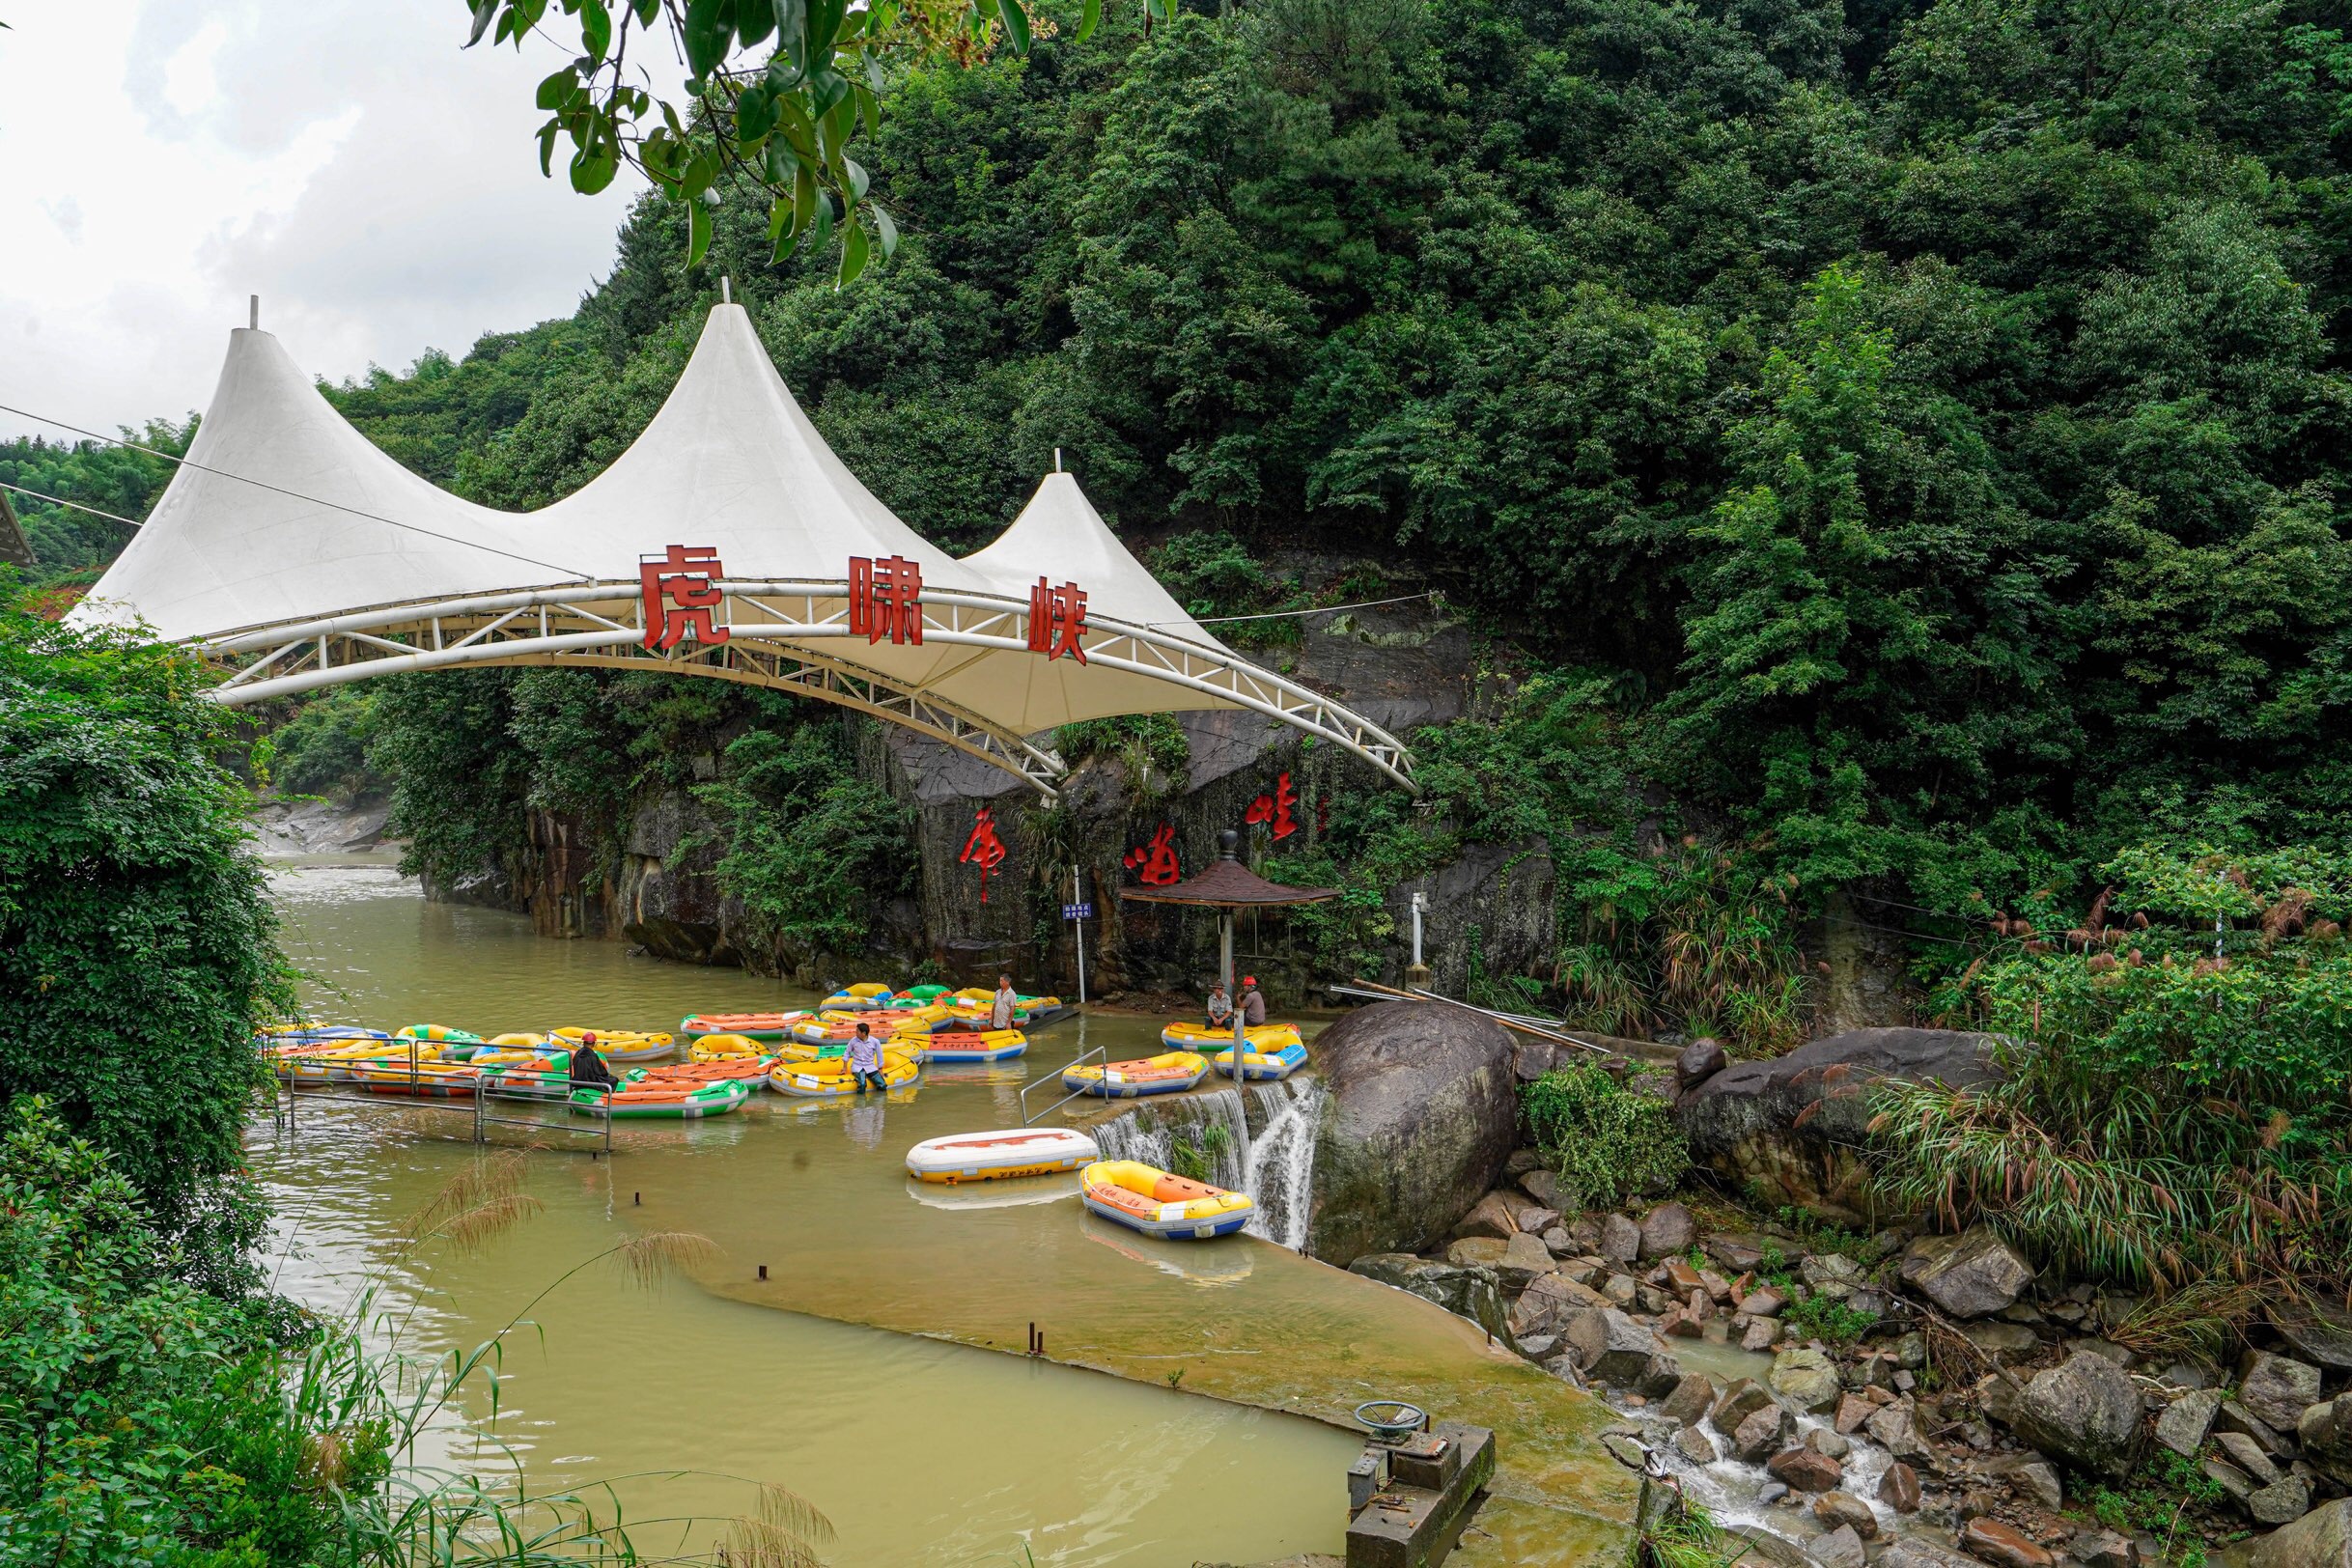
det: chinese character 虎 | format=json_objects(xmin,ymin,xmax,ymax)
[
  {"xmin": 849, "ymin": 554, "xmax": 925, "ymax": 647},
  {"xmin": 1027, "ymin": 576, "xmax": 1088, "ymax": 663},
  {"xmin": 960, "ymin": 806, "xmax": 1008, "ymax": 903},
  {"xmin": 640, "ymin": 545, "xmax": 730, "ymax": 653},
  {"xmin": 1122, "ymin": 823, "xmax": 1181, "ymax": 886},
  {"xmin": 1245, "ymin": 770, "xmax": 1300, "ymax": 841}
]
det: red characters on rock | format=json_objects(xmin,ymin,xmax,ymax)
[
  {"xmin": 639, "ymin": 546, "xmax": 731, "ymax": 653},
  {"xmin": 960, "ymin": 806, "xmax": 1008, "ymax": 903},
  {"xmin": 1027, "ymin": 576, "xmax": 1089, "ymax": 663},
  {"xmin": 849, "ymin": 554, "xmax": 925, "ymax": 647},
  {"xmin": 1246, "ymin": 770, "xmax": 1300, "ymax": 840},
  {"xmin": 1123, "ymin": 823, "xmax": 1181, "ymax": 886}
]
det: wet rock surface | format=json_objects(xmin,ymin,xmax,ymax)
[{"xmin": 1305, "ymin": 1002, "xmax": 1519, "ymax": 1264}]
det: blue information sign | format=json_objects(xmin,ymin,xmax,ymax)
[{"xmin": 1063, "ymin": 902, "xmax": 1095, "ymax": 922}]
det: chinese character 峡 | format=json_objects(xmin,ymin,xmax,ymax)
[
  {"xmin": 849, "ymin": 554, "xmax": 925, "ymax": 647},
  {"xmin": 639, "ymin": 545, "xmax": 731, "ymax": 653},
  {"xmin": 1122, "ymin": 823, "xmax": 1181, "ymax": 886},
  {"xmin": 1245, "ymin": 770, "xmax": 1300, "ymax": 841},
  {"xmin": 960, "ymin": 806, "xmax": 1008, "ymax": 903},
  {"xmin": 1027, "ymin": 575, "xmax": 1089, "ymax": 663}
]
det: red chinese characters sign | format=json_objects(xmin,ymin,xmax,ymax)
[
  {"xmin": 1028, "ymin": 576, "xmax": 1089, "ymax": 663},
  {"xmin": 1123, "ymin": 823, "xmax": 1180, "ymax": 886},
  {"xmin": 1246, "ymin": 770, "xmax": 1300, "ymax": 840},
  {"xmin": 960, "ymin": 806, "xmax": 1007, "ymax": 903},
  {"xmin": 640, "ymin": 546, "xmax": 731, "ymax": 653},
  {"xmin": 849, "ymin": 554, "xmax": 924, "ymax": 647}
]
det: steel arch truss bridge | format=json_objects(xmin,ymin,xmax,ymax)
[
  {"xmin": 70, "ymin": 300, "xmax": 1416, "ymax": 802},
  {"xmin": 202, "ymin": 579, "xmax": 1416, "ymax": 799}
]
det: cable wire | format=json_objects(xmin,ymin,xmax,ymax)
[
  {"xmin": 1160, "ymin": 590, "xmax": 1440, "ymax": 629},
  {"xmin": 0, "ymin": 479, "xmax": 145, "ymax": 528},
  {"xmin": 0, "ymin": 403, "xmax": 598, "ymax": 583}
]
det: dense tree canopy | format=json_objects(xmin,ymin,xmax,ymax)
[{"xmin": 58, "ymin": 0, "xmax": 2352, "ymax": 934}]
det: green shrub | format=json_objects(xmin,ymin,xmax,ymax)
[
  {"xmin": 1874, "ymin": 869, "xmax": 2352, "ymax": 1297},
  {"xmin": 260, "ymin": 686, "xmax": 382, "ymax": 797},
  {"xmin": 0, "ymin": 1100, "xmax": 389, "ymax": 1563},
  {"xmin": 1520, "ymin": 1064, "xmax": 1691, "ymax": 1212},
  {"xmin": 692, "ymin": 723, "xmax": 916, "ymax": 960},
  {"xmin": 1780, "ymin": 1293, "xmax": 1878, "ymax": 1346},
  {"xmin": 0, "ymin": 586, "xmax": 294, "ymax": 1292}
]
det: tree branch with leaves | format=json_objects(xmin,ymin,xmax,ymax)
[{"xmin": 466, "ymin": 0, "xmax": 1111, "ymax": 284}]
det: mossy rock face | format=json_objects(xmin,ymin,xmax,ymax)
[{"xmin": 1306, "ymin": 1001, "xmax": 1517, "ymax": 1266}]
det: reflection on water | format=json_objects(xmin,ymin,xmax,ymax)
[{"xmin": 258, "ymin": 858, "xmax": 1632, "ymax": 1566}]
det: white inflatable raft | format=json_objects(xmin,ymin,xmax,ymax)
[{"xmin": 905, "ymin": 1128, "xmax": 1100, "ymax": 1184}]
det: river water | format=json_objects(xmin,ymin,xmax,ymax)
[{"xmin": 256, "ymin": 857, "xmax": 1632, "ymax": 1565}]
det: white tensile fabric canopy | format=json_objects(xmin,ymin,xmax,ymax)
[{"xmin": 70, "ymin": 302, "xmax": 1414, "ymax": 789}]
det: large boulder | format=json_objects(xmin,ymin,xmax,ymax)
[
  {"xmin": 1899, "ymin": 1226, "xmax": 2036, "ymax": 1318},
  {"xmin": 2298, "ymin": 1393, "xmax": 2352, "ymax": 1487},
  {"xmin": 2248, "ymin": 1498, "xmax": 2352, "ymax": 1568},
  {"xmin": 1346, "ymin": 1253, "xmax": 1511, "ymax": 1342},
  {"xmin": 1308, "ymin": 1002, "xmax": 1521, "ymax": 1265},
  {"xmin": 2008, "ymin": 1352, "xmax": 2144, "ymax": 1479},
  {"xmin": 1675, "ymin": 1027, "xmax": 2006, "ymax": 1220}
]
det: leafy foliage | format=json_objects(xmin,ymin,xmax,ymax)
[
  {"xmin": 1520, "ymin": 1064, "xmax": 1691, "ymax": 1212},
  {"xmin": 0, "ymin": 1100, "xmax": 388, "ymax": 1564},
  {"xmin": 0, "ymin": 420, "xmax": 190, "ymax": 586},
  {"xmin": 1875, "ymin": 848, "xmax": 2352, "ymax": 1297},
  {"xmin": 0, "ymin": 581, "xmax": 293, "ymax": 1291},
  {"xmin": 692, "ymin": 720, "xmax": 917, "ymax": 959}
]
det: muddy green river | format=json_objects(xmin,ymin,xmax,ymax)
[{"xmin": 258, "ymin": 858, "xmax": 1630, "ymax": 1565}]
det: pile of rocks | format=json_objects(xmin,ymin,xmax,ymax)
[{"xmin": 1347, "ymin": 1153, "xmax": 2352, "ymax": 1568}]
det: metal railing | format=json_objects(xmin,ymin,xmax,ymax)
[
  {"xmin": 1021, "ymin": 1044, "xmax": 1106, "ymax": 1125},
  {"xmin": 273, "ymin": 1065, "xmax": 615, "ymax": 1158}
]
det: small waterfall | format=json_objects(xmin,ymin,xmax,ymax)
[
  {"xmin": 1092, "ymin": 1077, "xmax": 1326, "ymax": 1249},
  {"xmin": 1241, "ymin": 1078, "xmax": 1325, "ymax": 1248}
]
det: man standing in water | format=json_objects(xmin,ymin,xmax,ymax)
[
  {"xmin": 992, "ymin": 974, "xmax": 1018, "ymax": 1031},
  {"xmin": 847, "ymin": 1022, "xmax": 886, "ymax": 1093}
]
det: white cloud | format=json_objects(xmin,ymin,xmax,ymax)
[{"xmin": 0, "ymin": 0, "xmax": 646, "ymax": 441}]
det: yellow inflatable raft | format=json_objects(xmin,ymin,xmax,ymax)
[
  {"xmin": 1060, "ymin": 1051, "xmax": 1210, "ymax": 1098},
  {"xmin": 1079, "ymin": 1161, "xmax": 1254, "ymax": 1240},
  {"xmin": 1162, "ymin": 1021, "xmax": 1302, "ymax": 1052},
  {"xmin": 552, "ymin": 1027, "xmax": 676, "ymax": 1062},
  {"xmin": 689, "ymin": 1033, "xmax": 769, "ymax": 1061},
  {"xmin": 770, "ymin": 1051, "xmax": 920, "ymax": 1099}
]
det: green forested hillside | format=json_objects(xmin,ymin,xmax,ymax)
[{"xmin": 56, "ymin": 0, "xmax": 2352, "ymax": 927}]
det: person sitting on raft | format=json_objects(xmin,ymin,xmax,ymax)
[
  {"xmin": 1239, "ymin": 977, "xmax": 1267, "ymax": 1029},
  {"xmin": 992, "ymin": 974, "xmax": 1018, "ymax": 1031},
  {"xmin": 847, "ymin": 1022, "xmax": 885, "ymax": 1094},
  {"xmin": 569, "ymin": 1031, "xmax": 619, "ymax": 1097},
  {"xmin": 1205, "ymin": 981, "xmax": 1233, "ymax": 1031}
]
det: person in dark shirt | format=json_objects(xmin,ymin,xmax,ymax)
[
  {"xmin": 1238, "ymin": 977, "xmax": 1268, "ymax": 1027},
  {"xmin": 569, "ymin": 1031, "xmax": 619, "ymax": 1098}
]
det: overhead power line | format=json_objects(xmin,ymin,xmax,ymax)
[
  {"xmin": 0, "ymin": 402, "xmax": 598, "ymax": 583},
  {"xmin": 1167, "ymin": 590, "xmax": 1441, "ymax": 629},
  {"xmin": 0, "ymin": 479, "xmax": 145, "ymax": 528}
]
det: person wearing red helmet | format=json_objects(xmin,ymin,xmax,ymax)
[{"xmin": 1238, "ymin": 976, "xmax": 1266, "ymax": 1028}]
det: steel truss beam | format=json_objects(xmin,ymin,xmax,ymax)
[{"xmin": 197, "ymin": 579, "xmax": 1418, "ymax": 796}]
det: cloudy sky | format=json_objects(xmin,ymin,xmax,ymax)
[{"xmin": 0, "ymin": 2, "xmax": 647, "ymax": 441}]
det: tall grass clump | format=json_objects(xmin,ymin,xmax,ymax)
[{"xmin": 1873, "ymin": 843, "xmax": 2352, "ymax": 1309}]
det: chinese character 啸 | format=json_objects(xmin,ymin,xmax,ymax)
[
  {"xmin": 640, "ymin": 546, "xmax": 730, "ymax": 653},
  {"xmin": 960, "ymin": 806, "xmax": 1008, "ymax": 903},
  {"xmin": 1028, "ymin": 576, "xmax": 1088, "ymax": 663},
  {"xmin": 849, "ymin": 554, "xmax": 925, "ymax": 647},
  {"xmin": 1123, "ymin": 823, "xmax": 1181, "ymax": 886},
  {"xmin": 1245, "ymin": 770, "xmax": 1300, "ymax": 841}
]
